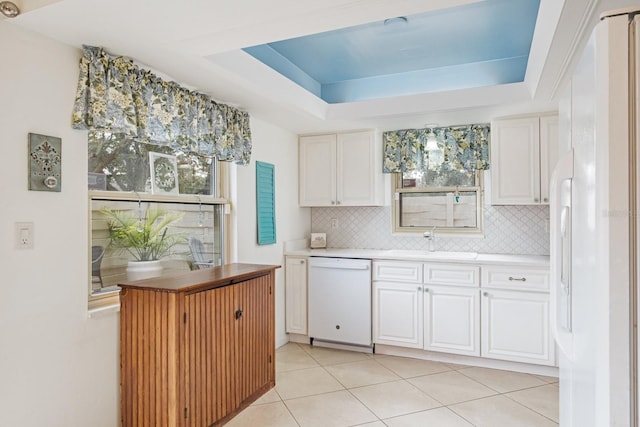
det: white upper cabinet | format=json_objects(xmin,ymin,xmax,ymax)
[
  {"xmin": 490, "ymin": 114, "xmax": 558, "ymax": 205},
  {"xmin": 299, "ymin": 130, "xmax": 384, "ymax": 207},
  {"xmin": 539, "ymin": 115, "xmax": 559, "ymax": 204},
  {"xmin": 299, "ymin": 134, "xmax": 337, "ymax": 206}
]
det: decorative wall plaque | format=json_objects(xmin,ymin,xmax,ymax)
[
  {"xmin": 29, "ymin": 133, "xmax": 61, "ymax": 192},
  {"xmin": 149, "ymin": 152, "xmax": 179, "ymax": 194}
]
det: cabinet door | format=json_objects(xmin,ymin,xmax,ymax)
[
  {"xmin": 424, "ymin": 285, "xmax": 480, "ymax": 356},
  {"xmin": 481, "ymin": 289, "xmax": 554, "ymax": 365},
  {"xmin": 539, "ymin": 115, "xmax": 559, "ymax": 204},
  {"xmin": 285, "ymin": 256, "xmax": 308, "ymax": 335},
  {"xmin": 373, "ymin": 281, "xmax": 423, "ymax": 348},
  {"xmin": 491, "ymin": 117, "xmax": 541, "ymax": 204},
  {"xmin": 185, "ymin": 285, "xmax": 237, "ymax": 425},
  {"xmin": 336, "ymin": 131, "xmax": 383, "ymax": 206},
  {"xmin": 235, "ymin": 276, "xmax": 275, "ymax": 402},
  {"xmin": 299, "ymin": 134, "xmax": 337, "ymax": 206}
]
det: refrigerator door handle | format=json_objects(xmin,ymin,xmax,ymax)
[
  {"xmin": 560, "ymin": 205, "xmax": 571, "ymax": 295},
  {"xmin": 550, "ymin": 149, "xmax": 575, "ymax": 360}
]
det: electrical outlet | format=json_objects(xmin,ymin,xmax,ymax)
[
  {"xmin": 331, "ymin": 218, "xmax": 339, "ymax": 229},
  {"xmin": 15, "ymin": 222, "xmax": 34, "ymax": 249}
]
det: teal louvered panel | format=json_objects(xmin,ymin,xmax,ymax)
[{"xmin": 256, "ymin": 161, "xmax": 276, "ymax": 245}]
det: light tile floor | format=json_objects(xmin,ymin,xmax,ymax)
[{"xmin": 227, "ymin": 343, "xmax": 559, "ymax": 427}]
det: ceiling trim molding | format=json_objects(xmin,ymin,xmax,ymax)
[{"xmin": 548, "ymin": 0, "xmax": 600, "ymax": 99}]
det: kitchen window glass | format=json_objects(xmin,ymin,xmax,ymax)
[
  {"xmin": 88, "ymin": 131, "xmax": 217, "ymax": 195},
  {"xmin": 87, "ymin": 131, "xmax": 229, "ymax": 312},
  {"xmin": 393, "ymin": 170, "xmax": 483, "ymax": 234}
]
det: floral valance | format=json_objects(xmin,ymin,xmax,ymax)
[
  {"xmin": 383, "ymin": 124, "xmax": 490, "ymax": 173},
  {"xmin": 71, "ymin": 45, "xmax": 252, "ymax": 165}
]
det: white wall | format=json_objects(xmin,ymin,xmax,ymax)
[
  {"xmin": 232, "ymin": 117, "xmax": 310, "ymax": 347},
  {"xmin": 0, "ymin": 23, "xmax": 119, "ymax": 427}
]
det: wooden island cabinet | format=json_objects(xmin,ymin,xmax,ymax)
[{"xmin": 119, "ymin": 263, "xmax": 279, "ymax": 427}]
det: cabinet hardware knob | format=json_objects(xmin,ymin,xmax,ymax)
[
  {"xmin": 331, "ymin": 201, "xmax": 335, "ymax": 205},
  {"xmin": 337, "ymin": 201, "xmax": 341, "ymax": 205},
  {"xmin": 235, "ymin": 309, "xmax": 243, "ymax": 319},
  {"xmin": 483, "ymin": 292, "xmax": 489, "ymax": 297},
  {"xmin": 508, "ymin": 276, "xmax": 527, "ymax": 282},
  {"xmin": 300, "ymin": 260, "xmax": 305, "ymax": 264},
  {"xmin": 335, "ymin": 325, "xmax": 341, "ymax": 330},
  {"xmin": 418, "ymin": 286, "xmax": 422, "ymax": 291},
  {"xmin": 424, "ymin": 288, "xmax": 429, "ymax": 293},
  {"xmin": 534, "ymin": 198, "xmax": 539, "ymax": 202},
  {"xmin": 543, "ymin": 198, "xmax": 548, "ymax": 202}
]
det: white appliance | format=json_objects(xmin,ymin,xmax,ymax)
[
  {"xmin": 308, "ymin": 257, "xmax": 372, "ymax": 347},
  {"xmin": 551, "ymin": 8, "xmax": 637, "ymax": 426}
]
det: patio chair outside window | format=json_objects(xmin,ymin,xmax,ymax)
[
  {"xmin": 189, "ymin": 237, "xmax": 214, "ymax": 269},
  {"xmin": 91, "ymin": 245, "xmax": 105, "ymax": 287}
]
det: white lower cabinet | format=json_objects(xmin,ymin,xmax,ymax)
[
  {"xmin": 373, "ymin": 261, "xmax": 480, "ymax": 356},
  {"xmin": 373, "ymin": 281, "xmax": 424, "ymax": 349},
  {"xmin": 285, "ymin": 256, "xmax": 308, "ymax": 335},
  {"xmin": 424, "ymin": 285, "xmax": 480, "ymax": 356},
  {"xmin": 481, "ymin": 264, "xmax": 554, "ymax": 366},
  {"xmin": 373, "ymin": 260, "xmax": 552, "ymax": 366},
  {"xmin": 481, "ymin": 289, "xmax": 553, "ymax": 365}
]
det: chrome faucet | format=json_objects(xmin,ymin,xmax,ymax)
[{"xmin": 423, "ymin": 226, "xmax": 437, "ymax": 252}]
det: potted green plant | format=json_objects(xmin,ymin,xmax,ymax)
[{"xmin": 102, "ymin": 207, "xmax": 185, "ymax": 281}]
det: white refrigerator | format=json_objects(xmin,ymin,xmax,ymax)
[{"xmin": 551, "ymin": 8, "xmax": 638, "ymax": 427}]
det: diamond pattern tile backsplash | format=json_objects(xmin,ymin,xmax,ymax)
[{"xmin": 311, "ymin": 205, "xmax": 550, "ymax": 255}]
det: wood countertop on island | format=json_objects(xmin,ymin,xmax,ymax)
[{"xmin": 118, "ymin": 263, "xmax": 281, "ymax": 294}]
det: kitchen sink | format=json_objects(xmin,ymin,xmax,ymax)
[
  {"xmin": 382, "ymin": 250, "xmax": 478, "ymax": 260},
  {"xmin": 423, "ymin": 251, "xmax": 478, "ymax": 260}
]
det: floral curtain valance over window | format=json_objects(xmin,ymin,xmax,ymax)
[
  {"xmin": 71, "ymin": 45, "xmax": 252, "ymax": 165},
  {"xmin": 383, "ymin": 124, "xmax": 490, "ymax": 173}
]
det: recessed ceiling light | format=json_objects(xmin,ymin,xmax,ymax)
[
  {"xmin": 383, "ymin": 17, "xmax": 408, "ymax": 26},
  {"xmin": 0, "ymin": 1, "xmax": 20, "ymax": 18}
]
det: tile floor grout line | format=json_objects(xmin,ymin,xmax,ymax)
[
  {"xmin": 501, "ymin": 390, "xmax": 559, "ymax": 424},
  {"xmin": 278, "ymin": 397, "xmax": 304, "ymax": 427},
  {"xmin": 454, "ymin": 367, "xmax": 548, "ymax": 394},
  {"xmin": 343, "ymin": 386, "xmax": 384, "ymax": 424},
  {"xmin": 446, "ymin": 392, "xmax": 559, "ymax": 426}
]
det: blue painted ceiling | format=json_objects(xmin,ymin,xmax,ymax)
[{"xmin": 243, "ymin": 0, "xmax": 540, "ymax": 104}]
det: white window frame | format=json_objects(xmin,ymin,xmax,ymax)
[
  {"xmin": 392, "ymin": 172, "xmax": 484, "ymax": 235},
  {"xmin": 88, "ymin": 191, "xmax": 229, "ymax": 312}
]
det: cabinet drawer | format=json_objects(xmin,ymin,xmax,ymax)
[
  {"xmin": 481, "ymin": 266, "xmax": 549, "ymax": 291},
  {"xmin": 373, "ymin": 261, "xmax": 422, "ymax": 283},
  {"xmin": 424, "ymin": 264, "xmax": 479, "ymax": 287}
]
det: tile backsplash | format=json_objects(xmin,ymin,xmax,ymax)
[{"xmin": 311, "ymin": 205, "xmax": 550, "ymax": 256}]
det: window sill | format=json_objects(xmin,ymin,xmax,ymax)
[{"xmin": 88, "ymin": 303, "xmax": 120, "ymax": 319}]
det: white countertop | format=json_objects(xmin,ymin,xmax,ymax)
[{"xmin": 285, "ymin": 248, "xmax": 549, "ymax": 267}]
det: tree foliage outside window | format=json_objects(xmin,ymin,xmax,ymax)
[{"xmin": 88, "ymin": 131, "xmax": 215, "ymax": 195}]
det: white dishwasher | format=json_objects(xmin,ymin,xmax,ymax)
[{"xmin": 308, "ymin": 257, "xmax": 372, "ymax": 347}]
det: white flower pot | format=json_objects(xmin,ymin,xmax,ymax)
[{"xmin": 126, "ymin": 260, "xmax": 163, "ymax": 281}]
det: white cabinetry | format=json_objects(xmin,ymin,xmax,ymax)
[
  {"xmin": 423, "ymin": 264, "xmax": 480, "ymax": 356},
  {"xmin": 373, "ymin": 261, "xmax": 480, "ymax": 356},
  {"xmin": 299, "ymin": 130, "xmax": 384, "ymax": 207},
  {"xmin": 373, "ymin": 261, "xmax": 423, "ymax": 348},
  {"xmin": 372, "ymin": 260, "xmax": 553, "ymax": 366},
  {"xmin": 490, "ymin": 114, "xmax": 558, "ymax": 205},
  {"xmin": 285, "ymin": 256, "xmax": 308, "ymax": 335},
  {"xmin": 481, "ymin": 266, "xmax": 554, "ymax": 366}
]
